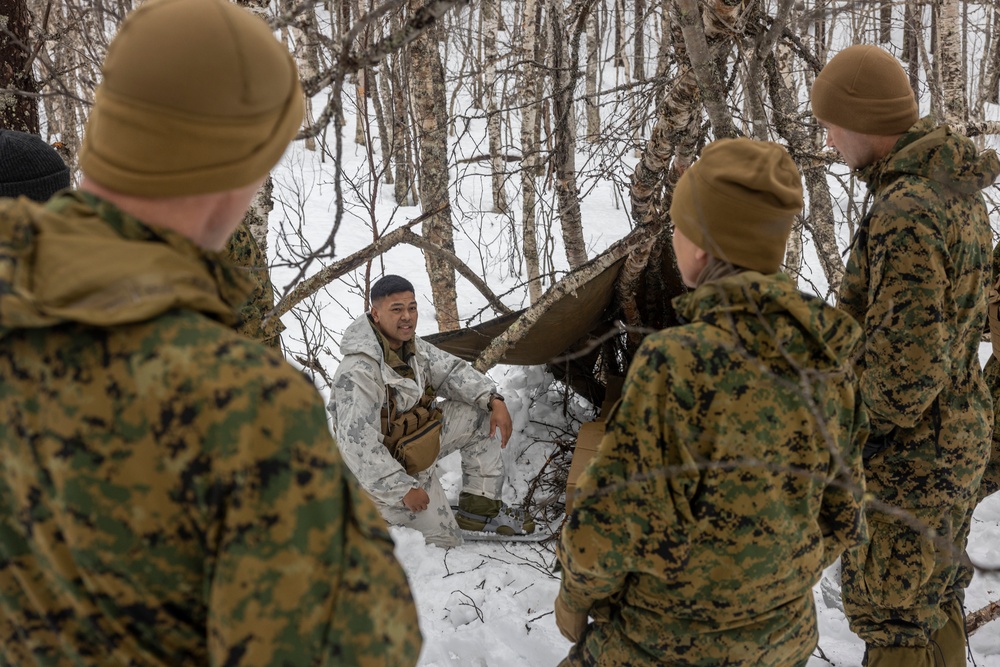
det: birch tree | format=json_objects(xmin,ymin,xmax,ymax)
[
  {"xmin": 519, "ymin": 0, "xmax": 545, "ymax": 303},
  {"xmin": 409, "ymin": 3, "xmax": 459, "ymax": 330}
]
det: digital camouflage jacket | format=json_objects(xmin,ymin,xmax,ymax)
[
  {"xmin": 329, "ymin": 313, "xmax": 496, "ymax": 505},
  {"xmin": 839, "ymin": 117, "xmax": 999, "ymax": 508},
  {"xmin": 225, "ymin": 220, "xmax": 284, "ymax": 349},
  {"xmin": 979, "ymin": 242, "xmax": 1000, "ymax": 501},
  {"xmin": 558, "ymin": 272, "xmax": 868, "ymax": 667},
  {"xmin": 0, "ymin": 192, "xmax": 421, "ymax": 666}
]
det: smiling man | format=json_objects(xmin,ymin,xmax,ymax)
[{"xmin": 329, "ymin": 274, "xmax": 534, "ymax": 546}]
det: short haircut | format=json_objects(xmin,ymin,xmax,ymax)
[{"xmin": 371, "ymin": 275, "xmax": 415, "ymax": 302}]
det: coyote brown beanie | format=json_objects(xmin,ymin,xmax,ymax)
[
  {"xmin": 0, "ymin": 130, "xmax": 70, "ymax": 202},
  {"xmin": 670, "ymin": 138, "xmax": 803, "ymax": 275},
  {"xmin": 78, "ymin": 0, "xmax": 303, "ymax": 197},
  {"xmin": 811, "ymin": 44, "xmax": 918, "ymax": 135}
]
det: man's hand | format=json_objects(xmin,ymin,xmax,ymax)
[
  {"xmin": 402, "ymin": 487, "xmax": 429, "ymax": 512},
  {"xmin": 489, "ymin": 398, "xmax": 513, "ymax": 448},
  {"xmin": 554, "ymin": 593, "xmax": 588, "ymax": 643}
]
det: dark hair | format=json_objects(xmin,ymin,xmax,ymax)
[{"xmin": 371, "ymin": 275, "xmax": 415, "ymax": 301}]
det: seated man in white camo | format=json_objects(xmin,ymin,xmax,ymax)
[{"xmin": 329, "ymin": 275, "xmax": 534, "ymax": 547}]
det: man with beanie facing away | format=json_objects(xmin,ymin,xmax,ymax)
[
  {"xmin": 0, "ymin": 129, "xmax": 70, "ymax": 201},
  {"xmin": 0, "ymin": 1, "xmax": 421, "ymax": 665},
  {"xmin": 554, "ymin": 138, "xmax": 868, "ymax": 666},
  {"xmin": 811, "ymin": 44, "xmax": 1000, "ymax": 667}
]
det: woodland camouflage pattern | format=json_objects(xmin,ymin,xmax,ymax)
[
  {"xmin": 225, "ymin": 219, "xmax": 284, "ymax": 349},
  {"xmin": 837, "ymin": 117, "xmax": 999, "ymax": 647},
  {"xmin": 558, "ymin": 272, "xmax": 868, "ymax": 667},
  {"xmin": 0, "ymin": 192, "xmax": 421, "ymax": 666}
]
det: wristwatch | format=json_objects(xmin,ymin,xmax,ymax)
[{"xmin": 487, "ymin": 391, "xmax": 505, "ymax": 410}]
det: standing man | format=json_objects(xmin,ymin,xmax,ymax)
[
  {"xmin": 811, "ymin": 44, "xmax": 1000, "ymax": 666},
  {"xmin": 0, "ymin": 0, "xmax": 421, "ymax": 665},
  {"xmin": 554, "ymin": 138, "xmax": 867, "ymax": 666},
  {"xmin": 330, "ymin": 275, "xmax": 534, "ymax": 547}
]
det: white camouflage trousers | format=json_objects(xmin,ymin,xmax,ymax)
[{"xmin": 376, "ymin": 400, "xmax": 504, "ymax": 547}]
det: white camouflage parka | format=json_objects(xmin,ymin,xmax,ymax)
[{"xmin": 329, "ymin": 313, "xmax": 497, "ymax": 505}]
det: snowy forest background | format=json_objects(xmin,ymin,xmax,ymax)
[{"xmin": 1, "ymin": 0, "xmax": 1000, "ymax": 663}]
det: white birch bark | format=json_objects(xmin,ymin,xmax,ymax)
[{"xmin": 519, "ymin": 0, "xmax": 544, "ymax": 303}]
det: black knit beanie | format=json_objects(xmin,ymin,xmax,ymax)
[{"xmin": 0, "ymin": 129, "xmax": 71, "ymax": 202}]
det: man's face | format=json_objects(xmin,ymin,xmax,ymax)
[
  {"xmin": 371, "ymin": 291, "xmax": 418, "ymax": 349},
  {"xmin": 821, "ymin": 121, "xmax": 880, "ymax": 170}
]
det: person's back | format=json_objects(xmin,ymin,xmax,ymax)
[
  {"xmin": 555, "ymin": 139, "xmax": 867, "ymax": 667},
  {"xmin": 0, "ymin": 0, "xmax": 421, "ymax": 664}
]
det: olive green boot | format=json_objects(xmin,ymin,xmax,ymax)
[
  {"xmin": 454, "ymin": 492, "xmax": 535, "ymax": 535},
  {"xmin": 929, "ymin": 599, "xmax": 968, "ymax": 666}
]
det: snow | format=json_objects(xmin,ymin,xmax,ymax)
[{"xmin": 264, "ymin": 66, "xmax": 1000, "ymax": 665}]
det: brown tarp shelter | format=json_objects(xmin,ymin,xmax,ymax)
[{"xmin": 424, "ymin": 256, "xmax": 627, "ymax": 367}]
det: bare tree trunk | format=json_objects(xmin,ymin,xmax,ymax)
[
  {"xmin": 370, "ymin": 66, "xmax": 394, "ymax": 184},
  {"xmin": 520, "ymin": 0, "xmax": 544, "ymax": 303},
  {"xmin": 246, "ymin": 177, "xmax": 275, "ymax": 255},
  {"xmin": 355, "ymin": 68, "xmax": 369, "ymax": 145},
  {"xmin": 879, "ymin": 0, "xmax": 891, "ymax": 44},
  {"xmin": 613, "ymin": 0, "xmax": 626, "ymax": 68},
  {"xmin": 984, "ymin": 5, "xmax": 1000, "ymax": 106},
  {"xmin": 672, "ymin": 0, "xmax": 737, "ymax": 139},
  {"xmin": 0, "ymin": 0, "xmax": 39, "ymax": 133},
  {"xmin": 584, "ymin": 8, "xmax": 600, "ymax": 141},
  {"xmin": 285, "ymin": 0, "xmax": 320, "ymax": 151},
  {"xmin": 390, "ymin": 52, "xmax": 416, "ymax": 205},
  {"xmin": 904, "ymin": 0, "xmax": 921, "ymax": 95},
  {"xmin": 483, "ymin": 0, "xmax": 508, "ymax": 212},
  {"xmin": 634, "ymin": 0, "xmax": 645, "ymax": 82},
  {"xmin": 936, "ymin": 0, "xmax": 967, "ymax": 123},
  {"xmin": 409, "ymin": 13, "xmax": 459, "ymax": 331},
  {"xmin": 549, "ymin": 0, "xmax": 587, "ymax": 269},
  {"xmin": 767, "ymin": 50, "xmax": 844, "ymax": 296}
]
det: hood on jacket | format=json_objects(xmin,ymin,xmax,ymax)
[
  {"xmin": 859, "ymin": 117, "xmax": 1000, "ymax": 195},
  {"xmin": 340, "ymin": 312, "xmax": 386, "ymax": 361},
  {"xmin": 0, "ymin": 192, "xmax": 248, "ymax": 339},
  {"xmin": 674, "ymin": 272, "xmax": 862, "ymax": 370}
]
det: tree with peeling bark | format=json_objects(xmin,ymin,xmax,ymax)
[
  {"xmin": 408, "ymin": 2, "xmax": 460, "ymax": 331},
  {"xmin": 0, "ymin": 0, "xmax": 38, "ymax": 133}
]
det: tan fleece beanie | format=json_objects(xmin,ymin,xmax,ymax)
[
  {"xmin": 811, "ymin": 44, "xmax": 918, "ymax": 135},
  {"xmin": 79, "ymin": 0, "xmax": 303, "ymax": 197},
  {"xmin": 670, "ymin": 138, "xmax": 803, "ymax": 274}
]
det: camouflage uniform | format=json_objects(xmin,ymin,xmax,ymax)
[
  {"xmin": 329, "ymin": 313, "xmax": 504, "ymax": 547},
  {"xmin": 225, "ymin": 219, "xmax": 284, "ymax": 350},
  {"xmin": 558, "ymin": 272, "xmax": 868, "ymax": 667},
  {"xmin": 837, "ymin": 118, "xmax": 999, "ymax": 650},
  {"xmin": 981, "ymin": 242, "xmax": 1000, "ymax": 503},
  {"xmin": 0, "ymin": 192, "xmax": 422, "ymax": 666}
]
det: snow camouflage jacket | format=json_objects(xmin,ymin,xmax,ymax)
[
  {"xmin": 329, "ymin": 313, "xmax": 496, "ymax": 505},
  {"xmin": 0, "ymin": 192, "xmax": 421, "ymax": 667},
  {"xmin": 839, "ymin": 117, "xmax": 999, "ymax": 509},
  {"xmin": 558, "ymin": 272, "xmax": 868, "ymax": 667}
]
